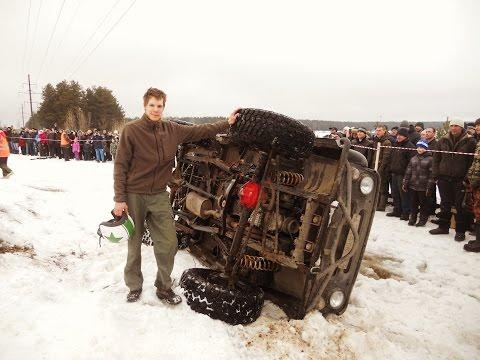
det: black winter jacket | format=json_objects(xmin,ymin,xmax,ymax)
[
  {"xmin": 351, "ymin": 137, "xmax": 373, "ymax": 166},
  {"xmin": 92, "ymin": 135, "xmax": 105, "ymax": 150},
  {"xmin": 403, "ymin": 152, "xmax": 435, "ymax": 191},
  {"xmin": 389, "ymin": 139, "xmax": 415, "ymax": 175},
  {"xmin": 433, "ymin": 130, "xmax": 476, "ymax": 180},
  {"xmin": 372, "ymin": 135, "xmax": 392, "ymax": 173},
  {"xmin": 408, "ymin": 130, "xmax": 421, "ymax": 145}
]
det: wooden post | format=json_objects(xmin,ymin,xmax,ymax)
[{"xmin": 374, "ymin": 141, "xmax": 381, "ymax": 171}]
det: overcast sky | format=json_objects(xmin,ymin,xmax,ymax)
[{"xmin": 1, "ymin": 0, "xmax": 479, "ymax": 127}]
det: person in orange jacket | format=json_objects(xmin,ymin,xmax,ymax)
[
  {"xmin": 60, "ymin": 130, "xmax": 72, "ymax": 161},
  {"xmin": 0, "ymin": 130, "xmax": 13, "ymax": 178}
]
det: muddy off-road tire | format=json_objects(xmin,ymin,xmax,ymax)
[
  {"xmin": 180, "ymin": 268, "xmax": 264, "ymax": 325},
  {"xmin": 141, "ymin": 224, "xmax": 153, "ymax": 246},
  {"xmin": 229, "ymin": 108, "xmax": 315, "ymax": 159},
  {"xmin": 141, "ymin": 225, "xmax": 188, "ymax": 249}
]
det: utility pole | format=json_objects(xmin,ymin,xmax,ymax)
[
  {"xmin": 21, "ymin": 104, "xmax": 25, "ymax": 127},
  {"xmin": 28, "ymin": 74, "xmax": 34, "ymax": 118}
]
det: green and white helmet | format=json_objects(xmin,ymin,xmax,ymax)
[{"xmin": 97, "ymin": 211, "xmax": 135, "ymax": 245}]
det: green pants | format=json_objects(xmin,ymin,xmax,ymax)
[{"xmin": 125, "ymin": 192, "xmax": 178, "ymax": 291}]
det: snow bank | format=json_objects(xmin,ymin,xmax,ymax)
[{"xmin": 1, "ymin": 155, "xmax": 479, "ymax": 359}]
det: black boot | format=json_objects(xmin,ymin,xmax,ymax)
[
  {"xmin": 454, "ymin": 232, "xmax": 466, "ymax": 242},
  {"xmin": 400, "ymin": 213, "xmax": 410, "ymax": 221},
  {"xmin": 386, "ymin": 211, "xmax": 401, "ymax": 217},
  {"xmin": 464, "ymin": 223, "xmax": 480, "ymax": 252},
  {"xmin": 429, "ymin": 227, "xmax": 449, "ymax": 235},
  {"xmin": 156, "ymin": 287, "xmax": 182, "ymax": 305},
  {"xmin": 416, "ymin": 216, "xmax": 428, "ymax": 227},
  {"xmin": 408, "ymin": 214, "xmax": 417, "ymax": 226},
  {"xmin": 126, "ymin": 289, "xmax": 142, "ymax": 302}
]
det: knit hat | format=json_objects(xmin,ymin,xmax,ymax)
[
  {"xmin": 397, "ymin": 127, "xmax": 409, "ymax": 137},
  {"xmin": 416, "ymin": 139, "xmax": 429, "ymax": 149},
  {"xmin": 415, "ymin": 122, "xmax": 425, "ymax": 129},
  {"xmin": 357, "ymin": 127, "xmax": 367, "ymax": 134},
  {"xmin": 399, "ymin": 120, "xmax": 409, "ymax": 127},
  {"xmin": 449, "ymin": 118, "xmax": 464, "ymax": 128}
]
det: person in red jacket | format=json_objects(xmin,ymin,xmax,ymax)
[
  {"xmin": 38, "ymin": 130, "xmax": 48, "ymax": 156},
  {"xmin": 0, "ymin": 130, "xmax": 13, "ymax": 178}
]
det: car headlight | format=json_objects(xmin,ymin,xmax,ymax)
[
  {"xmin": 360, "ymin": 176, "xmax": 374, "ymax": 195},
  {"xmin": 329, "ymin": 290, "xmax": 346, "ymax": 309}
]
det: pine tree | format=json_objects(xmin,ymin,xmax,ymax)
[{"xmin": 34, "ymin": 81, "xmax": 124, "ymax": 130}]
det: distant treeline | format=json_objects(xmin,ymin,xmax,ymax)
[{"xmin": 163, "ymin": 116, "xmax": 444, "ymax": 131}]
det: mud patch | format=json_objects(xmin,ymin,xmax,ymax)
[
  {"xmin": 241, "ymin": 320, "xmax": 355, "ymax": 359},
  {"xmin": 50, "ymin": 254, "xmax": 69, "ymax": 271},
  {"xmin": 0, "ymin": 239, "xmax": 35, "ymax": 257},
  {"xmin": 360, "ymin": 253, "xmax": 403, "ymax": 281}
]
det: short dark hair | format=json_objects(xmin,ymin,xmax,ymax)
[
  {"xmin": 475, "ymin": 118, "xmax": 480, "ymax": 126},
  {"xmin": 143, "ymin": 88, "xmax": 167, "ymax": 106}
]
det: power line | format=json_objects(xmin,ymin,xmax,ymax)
[
  {"xmin": 65, "ymin": 0, "xmax": 122, "ymax": 77},
  {"xmin": 46, "ymin": 0, "xmax": 82, "ymax": 77},
  {"xmin": 69, "ymin": 0, "xmax": 137, "ymax": 78},
  {"xmin": 21, "ymin": 0, "xmax": 32, "ymax": 76},
  {"xmin": 26, "ymin": 0, "xmax": 44, "ymax": 73},
  {"xmin": 37, "ymin": 0, "xmax": 67, "ymax": 82}
]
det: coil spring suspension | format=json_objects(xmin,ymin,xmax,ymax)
[
  {"xmin": 276, "ymin": 171, "xmax": 304, "ymax": 186},
  {"xmin": 240, "ymin": 255, "xmax": 280, "ymax": 271}
]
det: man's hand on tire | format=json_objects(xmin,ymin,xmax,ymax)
[
  {"xmin": 114, "ymin": 202, "xmax": 128, "ymax": 217},
  {"xmin": 228, "ymin": 108, "xmax": 241, "ymax": 125}
]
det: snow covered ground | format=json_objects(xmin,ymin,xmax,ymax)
[{"xmin": 1, "ymin": 155, "xmax": 479, "ymax": 360}]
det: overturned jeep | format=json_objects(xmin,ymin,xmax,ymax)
[{"xmin": 169, "ymin": 109, "xmax": 379, "ymax": 325}]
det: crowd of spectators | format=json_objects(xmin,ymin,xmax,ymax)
[
  {"xmin": 326, "ymin": 118, "xmax": 480, "ymax": 253},
  {"xmin": 3, "ymin": 118, "xmax": 480, "ymax": 253},
  {"xmin": 1, "ymin": 126, "xmax": 119, "ymax": 162}
]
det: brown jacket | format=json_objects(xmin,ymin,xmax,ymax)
[{"xmin": 113, "ymin": 114, "xmax": 229, "ymax": 202}]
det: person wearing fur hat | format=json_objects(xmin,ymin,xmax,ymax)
[
  {"xmin": 402, "ymin": 140, "xmax": 435, "ymax": 226},
  {"xmin": 400, "ymin": 120, "xmax": 421, "ymax": 145},
  {"xmin": 415, "ymin": 122, "xmax": 425, "ymax": 133},
  {"xmin": 387, "ymin": 127, "xmax": 415, "ymax": 220},
  {"xmin": 0, "ymin": 130, "xmax": 13, "ymax": 178},
  {"xmin": 430, "ymin": 118, "xmax": 477, "ymax": 241}
]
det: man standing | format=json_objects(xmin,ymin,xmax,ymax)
[
  {"xmin": 387, "ymin": 127, "xmax": 415, "ymax": 219},
  {"xmin": 424, "ymin": 127, "xmax": 438, "ymax": 215},
  {"xmin": 114, "ymin": 88, "xmax": 239, "ymax": 304},
  {"xmin": 92, "ymin": 130, "xmax": 105, "ymax": 162},
  {"xmin": 351, "ymin": 127, "xmax": 373, "ymax": 166},
  {"xmin": 424, "ymin": 127, "xmax": 437, "ymax": 150},
  {"xmin": 414, "ymin": 122, "xmax": 424, "ymax": 135},
  {"xmin": 372, "ymin": 125, "xmax": 392, "ymax": 211},
  {"xmin": 430, "ymin": 119, "xmax": 476, "ymax": 241}
]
